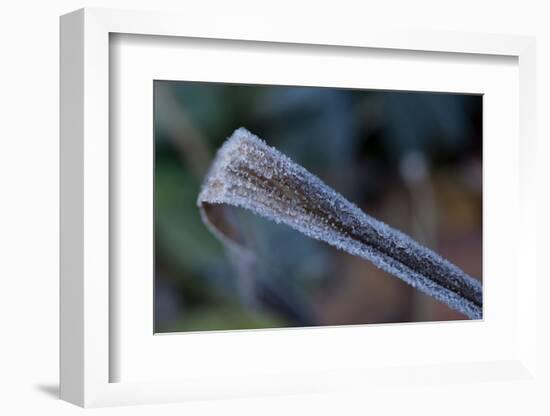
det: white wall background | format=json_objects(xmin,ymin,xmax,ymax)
[{"xmin": 0, "ymin": 0, "xmax": 548, "ymax": 414}]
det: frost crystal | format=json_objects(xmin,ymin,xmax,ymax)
[{"xmin": 197, "ymin": 127, "xmax": 483, "ymax": 319}]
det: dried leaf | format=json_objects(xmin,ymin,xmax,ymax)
[{"xmin": 197, "ymin": 128, "xmax": 482, "ymax": 319}]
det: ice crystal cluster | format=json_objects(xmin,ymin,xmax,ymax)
[{"xmin": 197, "ymin": 128, "xmax": 482, "ymax": 319}]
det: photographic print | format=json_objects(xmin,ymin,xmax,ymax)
[{"xmin": 154, "ymin": 81, "xmax": 482, "ymax": 333}]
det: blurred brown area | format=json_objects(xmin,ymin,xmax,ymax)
[{"xmin": 317, "ymin": 166, "xmax": 483, "ymax": 325}]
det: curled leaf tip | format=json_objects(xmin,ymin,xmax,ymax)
[{"xmin": 197, "ymin": 127, "xmax": 482, "ymax": 319}]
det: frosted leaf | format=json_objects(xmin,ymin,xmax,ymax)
[{"xmin": 197, "ymin": 127, "xmax": 483, "ymax": 319}]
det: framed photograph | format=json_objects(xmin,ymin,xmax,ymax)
[{"xmin": 60, "ymin": 8, "xmax": 537, "ymax": 407}]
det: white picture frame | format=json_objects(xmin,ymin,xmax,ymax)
[{"xmin": 60, "ymin": 7, "xmax": 537, "ymax": 407}]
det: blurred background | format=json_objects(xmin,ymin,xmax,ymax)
[{"xmin": 154, "ymin": 80, "xmax": 482, "ymax": 333}]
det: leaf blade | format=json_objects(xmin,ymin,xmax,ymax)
[{"xmin": 198, "ymin": 127, "xmax": 482, "ymax": 319}]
